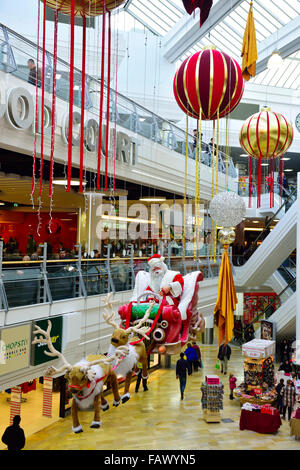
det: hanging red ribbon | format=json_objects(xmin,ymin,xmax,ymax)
[
  {"xmin": 257, "ymin": 155, "xmax": 261, "ymax": 208},
  {"xmin": 113, "ymin": 26, "xmax": 119, "ymax": 191},
  {"xmin": 79, "ymin": 15, "xmax": 87, "ymax": 194},
  {"xmin": 248, "ymin": 155, "xmax": 252, "ymax": 208},
  {"xmin": 97, "ymin": 3, "xmax": 106, "ymax": 190},
  {"xmin": 39, "ymin": 0, "xmax": 46, "ymax": 197},
  {"xmin": 104, "ymin": 11, "xmax": 112, "ymax": 192},
  {"xmin": 67, "ymin": 0, "xmax": 75, "ymax": 193},
  {"xmin": 280, "ymin": 156, "xmax": 283, "ymax": 206},
  {"xmin": 32, "ymin": 0, "xmax": 41, "ymax": 196},
  {"xmin": 49, "ymin": 10, "xmax": 58, "ymax": 198}
]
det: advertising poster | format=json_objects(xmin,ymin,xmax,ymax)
[
  {"xmin": 32, "ymin": 316, "xmax": 63, "ymax": 366},
  {"xmin": 0, "ymin": 324, "xmax": 31, "ymax": 375}
]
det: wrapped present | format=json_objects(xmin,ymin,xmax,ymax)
[{"xmin": 205, "ymin": 375, "xmax": 220, "ymax": 385}]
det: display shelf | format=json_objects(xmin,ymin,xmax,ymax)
[{"xmin": 201, "ymin": 377, "xmax": 223, "ymax": 423}]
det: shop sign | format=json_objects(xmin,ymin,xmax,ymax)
[
  {"xmin": 32, "ymin": 316, "xmax": 63, "ymax": 366},
  {"xmin": 0, "ymin": 324, "xmax": 31, "ymax": 375},
  {"xmin": 0, "ymin": 85, "xmax": 137, "ymax": 166}
]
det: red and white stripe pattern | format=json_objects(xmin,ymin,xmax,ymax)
[
  {"xmin": 9, "ymin": 387, "xmax": 22, "ymax": 425},
  {"xmin": 42, "ymin": 376, "xmax": 53, "ymax": 418}
]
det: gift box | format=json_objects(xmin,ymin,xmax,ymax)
[{"xmin": 205, "ymin": 375, "xmax": 220, "ymax": 385}]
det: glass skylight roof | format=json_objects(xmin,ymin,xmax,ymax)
[{"xmin": 123, "ymin": 0, "xmax": 185, "ymax": 36}]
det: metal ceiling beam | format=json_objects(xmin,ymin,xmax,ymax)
[
  {"xmin": 256, "ymin": 15, "xmax": 300, "ymax": 74},
  {"xmin": 162, "ymin": 0, "xmax": 244, "ymax": 63}
]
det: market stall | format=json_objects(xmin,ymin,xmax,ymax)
[
  {"xmin": 240, "ymin": 403, "xmax": 281, "ymax": 434},
  {"xmin": 234, "ymin": 339, "xmax": 277, "ymax": 405}
]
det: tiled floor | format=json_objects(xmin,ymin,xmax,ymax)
[{"xmin": 4, "ymin": 343, "xmax": 299, "ymax": 450}]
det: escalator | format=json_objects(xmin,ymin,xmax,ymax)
[{"xmin": 234, "ymin": 188, "xmax": 297, "ymax": 289}]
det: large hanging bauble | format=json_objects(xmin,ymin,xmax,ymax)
[
  {"xmin": 240, "ymin": 108, "xmax": 294, "ymax": 159},
  {"xmin": 173, "ymin": 47, "xmax": 244, "ymax": 120},
  {"xmin": 209, "ymin": 192, "xmax": 246, "ymax": 228},
  {"xmin": 43, "ymin": 0, "xmax": 125, "ymax": 16}
]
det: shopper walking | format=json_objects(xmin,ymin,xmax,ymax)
[
  {"xmin": 135, "ymin": 361, "xmax": 148, "ymax": 393},
  {"xmin": 229, "ymin": 374, "xmax": 237, "ymax": 400},
  {"xmin": 275, "ymin": 378, "xmax": 284, "ymax": 414},
  {"xmin": 279, "ymin": 359, "xmax": 292, "ymax": 374},
  {"xmin": 1, "ymin": 415, "xmax": 25, "ymax": 451},
  {"xmin": 184, "ymin": 343, "xmax": 198, "ymax": 374},
  {"xmin": 176, "ymin": 352, "xmax": 189, "ymax": 400},
  {"xmin": 281, "ymin": 380, "xmax": 296, "ymax": 421},
  {"xmin": 192, "ymin": 341, "xmax": 202, "ymax": 369},
  {"xmin": 217, "ymin": 342, "xmax": 231, "ymax": 375}
]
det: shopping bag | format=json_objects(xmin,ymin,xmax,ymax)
[
  {"xmin": 200, "ymin": 359, "xmax": 203, "ymax": 368},
  {"xmin": 215, "ymin": 361, "xmax": 220, "ymax": 370}
]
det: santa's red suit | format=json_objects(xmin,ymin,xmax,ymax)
[{"xmin": 131, "ymin": 254, "xmax": 184, "ymax": 311}]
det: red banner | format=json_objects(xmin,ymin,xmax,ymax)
[
  {"xmin": 9, "ymin": 387, "xmax": 22, "ymax": 425},
  {"xmin": 42, "ymin": 376, "xmax": 53, "ymax": 418}
]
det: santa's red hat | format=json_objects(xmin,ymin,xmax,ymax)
[{"xmin": 147, "ymin": 254, "xmax": 165, "ymax": 267}]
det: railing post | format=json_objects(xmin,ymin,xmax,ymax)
[
  {"xmin": 0, "ymin": 241, "xmax": 8, "ymax": 313},
  {"xmin": 130, "ymin": 245, "xmax": 135, "ymax": 290},
  {"xmin": 106, "ymin": 244, "xmax": 115, "ymax": 294},
  {"xmin": 40, "ymin": 243, "xmax": 52, "ymax": 304},
  {"xmin": 75, "ymin": 243, "xmax": 87, "ymax": 298}
]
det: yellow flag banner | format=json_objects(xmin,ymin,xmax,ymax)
[
  {"xmin": 241, "ymin": 1, "xmax": 257, "ymax": 81},
  {"xmin": 214, "ymin": 248, "xmax": 237, "ymax": 346}
]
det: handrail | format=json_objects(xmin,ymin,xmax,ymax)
[
  {"xmin": 0, "ymin": 22, "xmax": 236, "ymax": 174},
  {"xmin": 241, "ymin": 186, "xmax": 297, "ymax": 262}
]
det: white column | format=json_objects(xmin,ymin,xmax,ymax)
[{"xmin": 296, "ymin": 173, "xmax": 300, "ymax": 364}]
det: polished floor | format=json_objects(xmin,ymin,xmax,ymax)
[{"xmin": 3, "ymin": 343, "xmax": 299, "ymax": 450}]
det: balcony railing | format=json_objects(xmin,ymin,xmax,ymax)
[
  {"xmin": 0, "ymin": 241, "xmax": 227, "ymax": 311},
  {"xmin": 0, "ymin": 23, "xmax": 237, "ymax": 178}
]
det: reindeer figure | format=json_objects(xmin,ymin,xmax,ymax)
[
  {"xmin": 32, "ymin": 320, "xmax": 129, "ymax": 433},
  {"xmin": 103, "ymin": 294, "xmax": 154, "ymax": 403}
]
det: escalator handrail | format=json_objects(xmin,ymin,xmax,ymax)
[{"xmin": 243, "ymin": 186, "xmax": 297, "ymax": 260}]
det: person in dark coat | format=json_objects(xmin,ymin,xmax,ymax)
[
  {"xmin": 184, "ymin": 343, "xmax": 198, "ymax": 375},
  {"xmin": 280, "ymin": 339, "xmax": 291, "ymax": 362},
  {"xmin": 217, "ymin": 342, "xmax": 231, "ymax": 375},
  {"xmin": 192, "ymin": 341, "xmax": 202, "ymax": 369},
  {"xmin": 275, "ymin": 378, "xmax": 284, "ymax": 414},
  {"xmin": 279, "ymin": 360, "xmax": 292, "ymax": 374},
  {"xmin": 281, "ymin": 380, "xmax": 296, "ymax": 420},
  {"xmin": 176, "ymin": 352, "xmax": 189, "ymax": 400},
  {"xmin": 1, "ymin": 415, "xmax": 25, "ymax": 451}
]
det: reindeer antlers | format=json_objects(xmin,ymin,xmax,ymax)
[
  {"xmin": 103, "ymin": 293, "xmax": 120, "ymax": 330},
  {"xmin": 32, "ymin": 320, "xmax": 72, "ymax": 375},
  {"xmin": 87, "ymin": 345, "xmax": 130, "ymax": 368},
  {"xmin": 126, "ymin": 300, "xmax": 155, "ymax": 339}
]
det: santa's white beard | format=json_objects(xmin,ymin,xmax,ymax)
[{"xmin": 149, "ymin": 266, "xmax": 167, "ymax": 293}]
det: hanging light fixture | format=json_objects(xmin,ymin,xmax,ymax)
[{"xmin": 267, "ymin": 51, "xmax": 283, "ymax": 70}]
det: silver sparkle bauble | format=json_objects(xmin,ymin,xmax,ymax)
[{"xmin": 209, "ymin": 191, "xmax": 246, "ymax": 228}]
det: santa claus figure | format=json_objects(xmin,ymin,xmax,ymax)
[
  {"xmin": 118, "ymin": 254, "xmax": 204, "ymax": 355},
  {"xmin": 143, "ymin": 254, "xmax": 184, "ymax": 308}
]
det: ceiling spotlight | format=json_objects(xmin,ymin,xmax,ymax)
[
  {"xmin": 282, "ymin": 157, "xmax": 291, "ymax": 161},
  {"xmin": 239, "ymin": 154, "xmax": 249, "ymax": 157},
  {"xmin": 267, "ymin": 51, "xmax": 283, "ymax": 70},
  {"xmin": 284, "ymin": 169, "xmax": 293, "ymax": 172},
  {"xmin": 139, "ymin": 197, "xmax": 167, "ymax": 202}
]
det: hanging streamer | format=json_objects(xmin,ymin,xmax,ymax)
[
  {"xmin": 97, "ymin": 3, "xmax": 106, "ymax": 190},
  {"xmin": 210, "ymin": 120, "xmax": 216, "ymax": 261},
  {"xmin": 196, "ymin": 111, "xmax": 202, "ymax": 261},
  {"xmin": 79, "ymin": 15, "xmax": 87, "ymax": 193},
  {"xmin": 39, "ymin": 0, "xmax": 47, "ymax": 197},
  {"xmin": 113, "ymin": 27, "xmax": 119, "ymax": 191},
  {"xmin": 194, "ymin": 120, "xmax": 199, "ymax": 261},
  {"xmin": 49, "ymin": 10, "xmax": 58, "ymax": 199},
  {"xmin": 183, "ymin": 114, "xmax": 188, "ymax": 261},
  {"xmin": 280, "ymin": 156, "xmax": 283, "ymax": 206},
  {"xmin": 104, "ymin": 11, "xmax": 112, "ymax": 191},
  {"xmin": 225, "ymin": 115, "xmax": 229, "ymax": 192},
  {"xmin": 249, "ymin": 155, "xmax": 252, "ymax": 208},
  {"xmin": 67, "ymin": 0, "xmax": 75, "ymax": 193},
  {"xmin": 32, "ymin": 0, "xmax": 41, "ymax": 198},
  {"xmin": 213, "ymin": 111, "xmax": 219, "ymax": 263},
  {"xmin": 257, "ymin": 155, "xmax": 261, "ymax": 208}
]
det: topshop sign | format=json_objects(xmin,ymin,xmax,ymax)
[{"xmin": 0, "ymin": 85, "xmax": 137, "ymax": 165}]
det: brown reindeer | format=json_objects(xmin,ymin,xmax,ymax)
[
  {"xmin": 103, "ymin": 294, "xmax": 154, "ymax": 403},
  {"xmin": 32, "ymin": 320, "xmax": 129, "ymax": 433}
]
